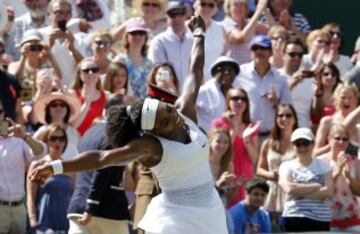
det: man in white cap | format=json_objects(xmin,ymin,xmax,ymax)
[{"xmin": 196, "ymin": 56, "xmax": 239, "ymax": 133}]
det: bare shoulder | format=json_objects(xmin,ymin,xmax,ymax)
[{"xmin": 133, "ymin": 135, "xmax": 163, "ymax": 167}]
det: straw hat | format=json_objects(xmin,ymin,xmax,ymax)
[{"xmin": 33, "ymin": 92, "xmax": 81, "ymax": 124}]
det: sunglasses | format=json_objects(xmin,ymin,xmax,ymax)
[
  {"xmin": 200, "ymin": 2, "xmax": 216, "ymax": 8},
  {"xmin": 277, "ymin": 113, "xmax": 293, "ymax": 118},
  {"xmin": 333, "ymin": 137, "xmax": 349, "ymax": 142},
  {"xmin": 49, "ymin": 102, "xmax": 67, "ymax": 108},
  {"xmin": 81, "ymin": 67, "xmax": 100, "ymax": 74},
  {"xmin": 168, "ymin": 11, "xmax": 186, "ymax": 18},
  {"xmin": 251, "ymin": 45, "xmax": 270, "ymax": 51},
  {"xmin": 287, "ymin": 52, "xmax": 303, "ymax": 58},
  {"xmin": 129, "ymin": 31, "xmax": 147, "ymax": 36},
  {"xmin": 317, "ymin": 40, "xmax": 330, "ymax": 45},
  {"xmin": 53, "ymin": 10, "xmax": 71, "ymax": 16},
  {"xmin": 49, "ymin": 135, "xmax": 66, "ymax": 142},
  {"xmin": 293, "ymin": 140, "xmax": 313, "ymax": 148},
  {"xmin": 230, "ymin": 96, "xmax": 247, "ymax": 102},
  {"xmin": 142, "ymin": 2, "xmax": 160, "ymax": 7},
  {"xmin": 271, "ymin": 35, "xmax": 286, "ymax": 41},
  {"xmin": 94, "ymin": 40, "xmax": 110, "ymax": 47},
  {"xmin": 330, "ymin": 31, "xmax": 342, "ymax": 37},
  {"xmin": 322, "ymin": 72, "xmax": 335, "ymax": 77}
]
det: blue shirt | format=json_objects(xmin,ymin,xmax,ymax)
[{"xmin": 230, "ymin": 201, "xmax": 271, "ymax": 234}]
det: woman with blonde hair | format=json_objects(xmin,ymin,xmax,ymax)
[
  {"xmin": 90, "ymin": 30, "xmax": 113, "ymax": 75},
  {"xmin": 268, "ymin": 25, "xmax": 289, "ymax": 68},
  {"xmin": 314, "ymin": 82, "xmax": 359, "ymax": 156}
]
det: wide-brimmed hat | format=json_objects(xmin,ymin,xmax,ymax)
[
  {"xmin": 19, "ymin": 29, "xmax": 43, "ymax": 47},
  {"xmin": 33, "ymin": 92, "xmax": 81, "ymax": 124},
  {"xmin": 210, "ymin": 56, "xmax": 240, "ymax": 76}
]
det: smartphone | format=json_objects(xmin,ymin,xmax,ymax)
[
  {"xmin": 30, "ymin": 44, "xmax": 44, "ymax": 52},
  {"xmin": 0, "ymin": 120, "xmax": 9, "ymax": 136},
  {"xmin": 58, "ymin": 20, "xmax": 67, "ymax": 32},
  {"xmin": 158, "ymin": 70, "xmax": 170, "ymax": 82},
  {"xmin": 302, "ymin": 70, "xmax": 316, "ymax": 78}
]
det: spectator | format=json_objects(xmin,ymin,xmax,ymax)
[
  {"xmin": 197, "ymin": 56, "xmax": 239, "ymax": 133},
  {"xmin": 322, "ymin": 22, "xmax": 352, "ymax": 78},
  {"xmin": 222, "ymin": 0, "xmax": 268, "ymax": 65},
  {"xmin": 27, "ymin": 123, "xmax": 73, "ymax": 233},
  {"xmin": 32, "ymin": 92, "xmax": 81, "ymax": 160},
  {"xmin": 116, "ymin": 20, "xmax": 153, "ymax": 98},
  {"xmin": 103, "ymin": 62, "xmax": 129, "ymax": 95},
  {"xmin": 234, "ymin": 35, "xmax": 292, "ymax": 140},
  {"xmin": 222, "ymin": 88, "xmax": 259, "ymax": 207},
  {"xmin": 343, "ymin": 36, "xmax": 360, "ymax": 89},
  {"xmin": 256, "ymin": 104, "xmax": 298, "ymax": 231},
  {"xmin": 193, "ymin": 0, "xmax": 227, "ymax": 82},
  {"xmin": 318, "ymin": 124, "xmax": 360, "ymax": 232},
  {"xmin": 89, "ymin": 30, "xmax": 113, "ymax": 76},
  {"xmin": 0, "ymin": 6, "xmax": 18, "ymax": 61},
  {"xmin": 229, "ymin": 177, "xmax": 271, "ymax": 234},
  {"xmin": 148, "ymin": 1, "xmax": 193, "ymax": 91},
  {"xmin": 69, "ymin": 57, "xmax": 108, "ymax": 136},
  {"xmin": 146, "ymin": 63, "xmax": 179, "ymax": 95},
  {"xmin": 281, "ymin": 37, "xmax": 321, "ymax": 128},
  {"xmin": 314, "ymin": 82, "xmax": 358, "ymax": 156},
  {"xmin": 279, "ymin": 127, "xmax": 333, "ymax": 232},
  {"xmin": 268, "ymin": 25, "xmax": 289, "ymax": 68},
  {"xmin": 112, "ymin": 0, "xmax": 167, "ymax": 42},
  {"xmin": 0, "ymin": 100, "xmax": 46, "ymax": 234}
]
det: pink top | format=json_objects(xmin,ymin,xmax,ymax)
[
  {"xmin": 318, "ymin": 153, "xmax": 360, "ymax": 228},
  {"xmin": 227, "ymin": 135, "xmax": 254, "ymax": 208}
]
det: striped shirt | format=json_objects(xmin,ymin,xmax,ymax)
[
  {"xmin": 279, "ymin": 158, "xmax": 332, "ymax": 222},
  {"xmin": 259, "ymin": 12, "xmax": 311, "ymax": 33}
]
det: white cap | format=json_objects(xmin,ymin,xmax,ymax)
[{"xmin": 291, "ymin": 128, "xmax": 314, "ymax": 142}]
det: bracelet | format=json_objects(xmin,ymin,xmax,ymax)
[{"xmin": 50, "ymin": 159, "xmax": 63, "ymax": 175}]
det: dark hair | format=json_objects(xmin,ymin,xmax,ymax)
[
  {"xmin": 124, "ymin": 32, "xmax": 148, "ymax": 57},
  {"xmin": 226, "ymin": 88, "xmax": 251, "ymax": 124},
  {"xmin": 105, "ymin": 94, "xmax": 124, "ymax": 112},
  {"xmin": 284, "ymin": 36, "xmax": 306, "ymax": 53},
  {"xmin": 146, "ymin": 63, "xmax": 179, "ymax": 92},
  {"xmin": 318, "ymin": 62, "xmax": 341, "ymax": 92},
  {"xmin": 246, "ymin": 177, "xmax": 269, "ymax": 194},
  {"xmin": 42, "ymin": 123, "xmax": 68, "ymax": 153},
  {"xmin": 45, "ymin": 99, "xmax": 71, "ymax": 124},
  {"xmin": 103, "ymin": 62, "xmax": 129, "ymax": 94},
  {"xmin": 106, "ymin": 98, "xmax": 145, "ymax": 148},
  {"xmin": 270, "ymin": 104, "xmax": 298, "ymax": 152}
]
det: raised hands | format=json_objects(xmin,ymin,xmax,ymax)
[
  {"xmin": 28, "ymin": 159, "xmax": 54, "ymax": 184},
  {"xmin": 187, "ymin": 15, "xmax": 206, "ymax": 33}
]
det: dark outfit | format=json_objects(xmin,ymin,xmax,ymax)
[{"xmin": 0, "ymin": 70, "xmax": 21, "ymax": 119}]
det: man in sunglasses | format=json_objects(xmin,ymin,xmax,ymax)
[
  {"xmin": 148, "ymin": 1, "xmax": 193, "ymax": 92},
  {"xmin": 0, "ymin": 100, "xmax": 46, "ymax": 234},
  {"xmin": 280, "ymin": 36, "xmax": 321, "ymax": 128},
  {"xmin": 196, "ymin": 56, "xmax": 239, "ymax": 133},
  {"xmin": 234, "ymin": 35, "xmax": 292, "ymax": 139}
]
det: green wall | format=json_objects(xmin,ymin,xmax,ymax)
[{"xmin": 292, "ymin": 0, "xmax": 360, "ymax": 55}]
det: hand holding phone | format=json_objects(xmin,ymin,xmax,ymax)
[
  {"xmin": 158, "ymin": 70, "xmax": 170, "ymax": 82},
  {"xmin": 30, "ymin": 44, "xmax": 44, "ymax": 52},
  {"xmin": 57, "ymin": 20, "xmax": 67, "ymax": 32},
  {"xmin": 302, "ymin": 70, "xmax": 316, "ymax": 78}
]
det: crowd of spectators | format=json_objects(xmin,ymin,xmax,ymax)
[{"xmin": 1, "ymin": 0, "xmax": 360, "ymax": 233}]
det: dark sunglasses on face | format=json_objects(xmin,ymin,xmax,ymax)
[
  {"xmin": 271, "ymin": 35, "xmax": 286, "ymax": 41},
  {"xmin": 287, "ymin": 51, "xmax": 303, "ymax": 58},
  {"xmin": 200, "ymin": 2, "xmax": 216, "ymax": 8},
  {"xmin": 129, "ymin": 31, "xmax": 147, "ymax": 36},
  {"xmin": 317, "ymin": 40, "xmax": 330, "ymax": 46},
  {"xmin": 142, "ymin": 2, "xmax": 160, "ymax": 7},
  {"xmin": 293, "ymin": 140, "xmax": 313, "ymax": 148},
  {"xmin": 49, "ymin": 135, "xmax": 66, "ymax": 142},
  {"xmin": 333, "ymin": 137, "xmax": 349, "ymax": 142},
  {"xmin": 251, "ymin": 45, "xmax": 269, "ymax": 51},
  {"xmin": 277, "ymin": 113, "xmax": 293, "ymax": 118},
  {"xmin": 230, "ymin": 96, "xmax": 247, "ymax": 102},
  {"xmin": 49, "ymin": 102, "xmax": 66, "ymax": 108},
  {"xmin": 53, "ymin": 10, "xmax": 71, "ymax": 16},
  {"xmin": 330, "ymin": 31, "xmax": 342, "ymax": 37},
  {"xmin": 81, "ymin": 67, "xmax": 100, "ymax": 74},
  {"xmin": 94, "ymin": 40, "xmax": 110, "ymax": 47},
  {"xmin": 322, "ymin": 72, "xmax": 335, "ymax": 77},
  {"xmin": 168, "ymin": 11, "xmax": 186, "ymax": 18}
]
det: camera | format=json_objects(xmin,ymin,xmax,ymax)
[
  {"xmin": 302, "ymin": 70, "xmax": 316, "ymax": 78},
  {"xmin": 30, "ymin": 44, "xmax": 44, "ymax": 52},
  {"xmin": 0, "ymin": 120, "xmax": 9, "ymax": 137},
  {"xmin": 158, "ymin": 70, "xmax": 170, "ymax": 82}
]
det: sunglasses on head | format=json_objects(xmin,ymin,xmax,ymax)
[
  {"xmin": 49, "ymin": 135, "xmax": 66, "ymax": 142},
  {"xmin": 94, "ymin": 40, "xmax": 110, "ymax": 47},
  {"xmin": 277, "ymin": 113, "xmax": 293, "ymax": 118},
  {"xmin": 142, "ymin": 2, "xmax": 160, "ymax": 7},
  {"xmin": 168, "ymin": 11, "xmax": 186, "ymax": 18},
  {"xmin": 49, "ymin": 101, "xmax": 67, "ymax": 108},
  {"xmin": 200, "ymin": 2, "xmax": 215, "ymax": 8},
  {"xmin": 287, "ymin": 51, "xmax": 303, "ymax": 58},
  {"xmin": 251, "ymin": 45, "xmax": 269, "ymax": 51},
  {"xmin": 129, "ymin": 31, "xmax": 147, "ymax": 36},
  {"xmin": 230, "ymin": 95, "xmax": 247, "ymax": 102},
  {"xmin": 293, "ymin": 139, "xmax": 313, "ymax": 148},
  {"xmin": 81, "ymin": 67, "xmax": 100, "ymax": 74}
]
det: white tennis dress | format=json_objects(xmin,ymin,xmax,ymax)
[{"xmin": 137, "ymin": 114, "xmax": 228, "ymax": 234}]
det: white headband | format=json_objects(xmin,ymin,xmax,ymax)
[{"xmin": 141, "ymin": 98, "xmax": 160, "ymax": 130}]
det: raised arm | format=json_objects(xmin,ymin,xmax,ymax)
[
  {"xmin": 29, "ymin": 136, "xmax": 162, "ymax": 183},
  {"xmin": 175, "ymin": 15, "xmax": 205, "ymax": 123}
]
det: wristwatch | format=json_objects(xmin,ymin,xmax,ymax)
[{"xmin": 193, "ymin": 28, "xmax": 205, "ymax": 37}]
